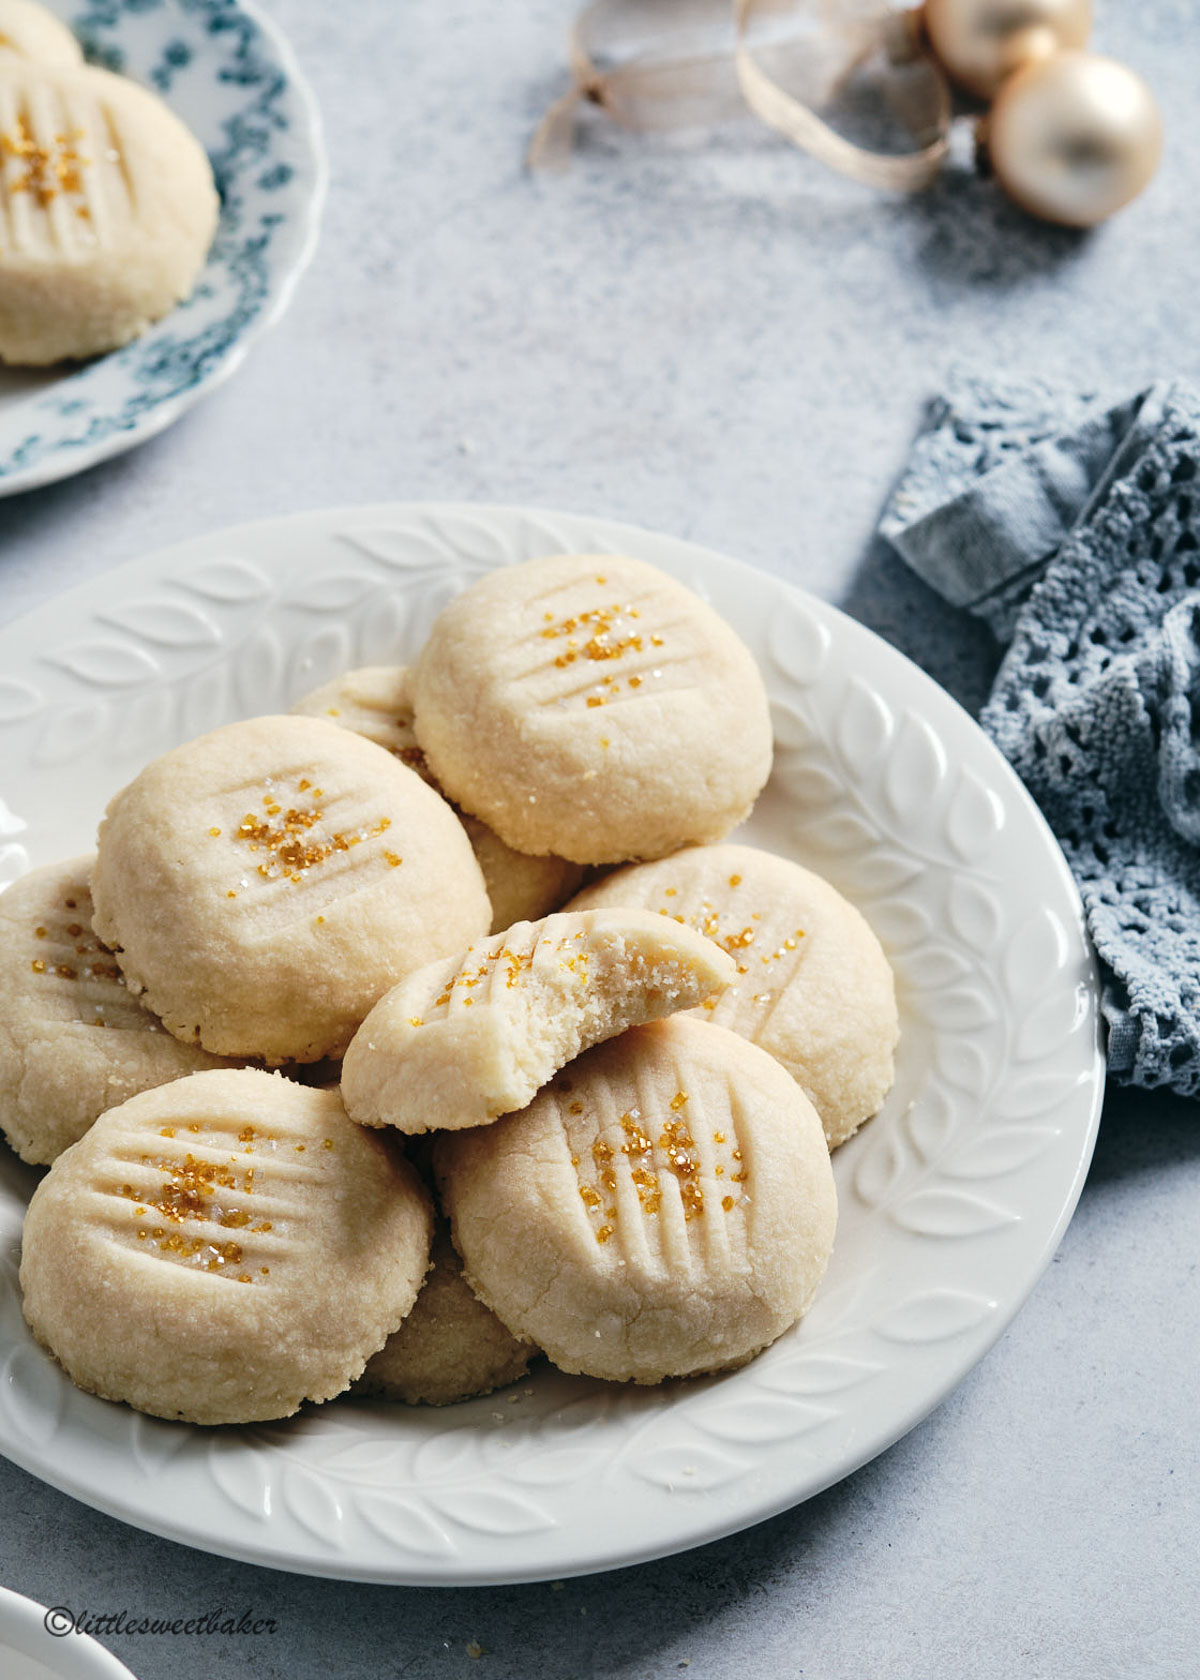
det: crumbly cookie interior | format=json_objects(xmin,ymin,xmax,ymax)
[{"xmin": 342, "ymin": 909, "xmax": 737, "ymax": 1133}]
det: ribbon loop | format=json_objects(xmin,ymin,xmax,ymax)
[{"xmin": 529, "ymin": 0, "xmax": 953, "ymax": 191}]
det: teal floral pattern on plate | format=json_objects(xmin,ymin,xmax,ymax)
[{"xmin": 0, "ymin": 0, "xmax": 326, "ymax": 496}]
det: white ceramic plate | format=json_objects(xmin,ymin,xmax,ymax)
[
  {"xmin": 0, "ymin": 504, "xmax": 1104, "ymax": 1584},
  {"xmin": 0, "ymin": 1588, "xmax": 138, "ymax": 1680},
  {"xmin": 0, "ymin": 0, "xmax": 325, "ymax": 496}
]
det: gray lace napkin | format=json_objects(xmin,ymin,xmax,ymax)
[{"xmin": 881, "ymin": 374, "xmax": 1200, "ymax": 1096}]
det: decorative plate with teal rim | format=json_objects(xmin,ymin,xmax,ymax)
[{"xmin": 0, "ymin": 0, "xmax": 326, "ymax": 497}]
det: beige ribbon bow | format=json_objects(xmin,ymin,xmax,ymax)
[{"xmin": 529, "ymin": 0, "xmax": 951, "ymax": 190}]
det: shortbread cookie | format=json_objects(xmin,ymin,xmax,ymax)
[
  {"xmin": 464, "ymin": 819, "xmax": 586, "ymax": 936},
  {"xmin": 291, "ymin": 665, "xmax": 432, "ymax": 766},
  {"xmin": 0, "ymin": 1, "xmax": 83, "ymax": 67},
  {"xmin": 20, "ymin": 1069, "xmax": 434, "ymax": 1424},
  {"xmin": 91, "ymin": 714, "xmax": 491, "ymax": 1063},
  {"xmin": 0, "ymin": 856, "xmax": 239, "ymax": 1166},
  {"xmin": 569, "ymin": 844, "xmax": 898, "ymax": 1149},
  {"xmin": 292, "ymin": 665, "xmax": 584, "ymax": 932},
  {"xmin": 0, "ymin": 62, "xmax": 218, "ymax": 364},
  {"xmin": 436, "ymin": 1017, "xmax": 836, "ymax": 1384},
  {"xmin": 357, "ymin": 1225, "xmax": 535, "ymax": 1406},
  {"xmin": 410, "ymin": 554, "xmax": 774, "ymax": 865},
  {"xmin": 342, "ymin": 908, "xmax": 737, "ymax": 1135}
]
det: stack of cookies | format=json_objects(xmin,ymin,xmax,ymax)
[{"xmin": 6, "ymin": 553, "xmax": 899, "ymax": 1425}]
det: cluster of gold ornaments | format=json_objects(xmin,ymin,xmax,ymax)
[{"xmin": 921, "ymin": 0, "xmax": 1162, "ymax": 226}]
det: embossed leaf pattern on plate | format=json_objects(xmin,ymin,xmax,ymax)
[
  {"xmin": 755, "ymin": 1352, "xmax": 884, "ymax": 1397},
  {"xmin": 0, "ymin": 1346, "xmax": 66, "ymax": 1448},
  {"xmin": 631, "ymin": 1442, "xmax": 752, "ymax": 1493},
  {"xmin": 692, "ymin": 1396, "xmax": 838, "ymax": 1446},
  {"xmin": 208, "ymin": 1441, "xmax": 275, "ymax": 1522},
  {"xmin": 283, "ymin": 1466, "xmax": 348, "ymax": 1546},
  {"xmin": 357, "ymin": 1493, "xmax": 456, "ymax": 1557},
  {"xmin": 431, "ymin": 1488, "xmax": 557, "ymax": 1538},
  {"xmin": 0, "ymin": 681, "xmax": 44, "ymax": 725},
  {"xmin": 180, "ymin": 558, "xmax": 274, "ymax": 605},
  {"xmin": 875, "ymin": 1290, "xmax": 998, "ymax": 1345},
  {"xmin": 128, "ymin": 1413, "xmax": 193, "ymax": 1478},
  {"xmin": 100, "ymin": 599, "xmax": 222, "ymax": 649}
]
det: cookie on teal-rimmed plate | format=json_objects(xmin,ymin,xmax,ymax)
[{"xmin": 0, "ymin": 0, "xmax": 325, "ymax": 496}]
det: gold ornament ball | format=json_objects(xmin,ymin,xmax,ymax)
[
  {"xmin": 989, "ymin": 51, "xmax": 1163, "ymax": 228},
  {"xmin": 923, "ymin": 0, "xmax": 1092, "ymax": 100}
]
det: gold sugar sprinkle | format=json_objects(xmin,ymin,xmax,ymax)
[
  {"xmin": 538, "ymin": 599, "xmax": 652, "ymax": 704},
  {"xmin": 116, "ymin": 1149, "xmax": 265, "ymax": 1273},
  {"xmin": 620, "ymin": 1113, "xmax": 652, "ymax": 1156},
  {"xmin": 233, "ymin": 784, "xmax": 393, "ymax": 882},
  {"xmin": 660, "ymin": 1116, "xmax": 702, "ymax": 1219},
  {"xmin": 1, "ymin": 117, "xmax": 90, "ymax": 209},
  {"xmin": 592, "ymin": 1137, "xmax": 616, "ymax": 1193}
]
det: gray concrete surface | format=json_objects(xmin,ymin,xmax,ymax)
[{"xmin": 1, "ymin": 1, "xmax": 1197, "ymax": 1675}]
